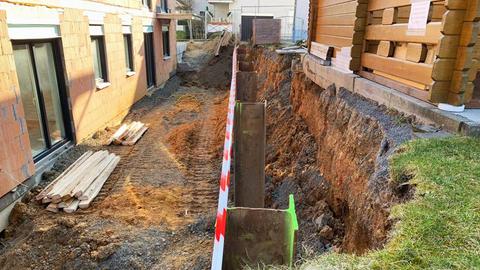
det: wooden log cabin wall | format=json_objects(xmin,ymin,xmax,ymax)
[{"xmin": 307, "ymin": 0, "xmax": 480, "ymax": 107}]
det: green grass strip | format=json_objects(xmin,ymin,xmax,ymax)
[{"xmin": 293, "ymin": 137, "xmax": 480, "ymax": 270}]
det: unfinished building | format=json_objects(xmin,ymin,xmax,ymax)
[{"xmin": 0, "ymin": 0, "xmax": 190, "ymax": 230}]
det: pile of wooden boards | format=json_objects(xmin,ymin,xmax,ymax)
[
  {"xmin": 36, "ymin": 150, "xmax": 120, "ymax": 213},
  {"xmin": 215, "ymin": 30, "xmax": 233, "ymax": 56},
  {"xmin": 107, "ymin": 121, "xmax": 148, "ymax": 146}
]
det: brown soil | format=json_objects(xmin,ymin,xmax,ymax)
[
  {"xmin": 250, "ymin": 47, "xmax": 413, "ymax": 258},
  {"xmin": 0, "ymin": 44, "xmax": 232, "ymax": 270}
]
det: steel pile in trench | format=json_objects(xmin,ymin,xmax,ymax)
[{"xmin": 211, "ymin": 46, "xmax": 299, "ymax": 270}]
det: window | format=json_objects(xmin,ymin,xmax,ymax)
[
  {"xmin": 123, "ymin": 34, "xmax": 134, "ymax": 74},
  {"xmin": 160, "ymin": 0, "xmax": 169, "ymax": 13},
  {"xmin": 162, "ymin": 24, "xmax": 170, "ymax": 58},
  {"xmin": 91, "ymin": 36, "xmax": 108, "ymax": 86}
]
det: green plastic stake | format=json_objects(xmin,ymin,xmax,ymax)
[{"xmin": 287, "ymin": 194, "xmax": 299, "ymax": 268}]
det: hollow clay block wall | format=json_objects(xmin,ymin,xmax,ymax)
[{"xmin": 0, "ymin": 10, "xmax": 35, "ymax": 198}]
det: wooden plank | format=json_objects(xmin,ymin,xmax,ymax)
[
  {"xmin": 70, "ymin": 153, "xmax": 115, "ymax": 198},
  {"xmin": 318, "ymin": 2, "xmax": 366, "ymax": 17},
  {"xmin": 317, "ymin": 25, "xmax": 354, "ymax": 38},
  {"xmin": 459, "ymin": 22, "xmax": 480, "ymax": 46},
  {"xmin": 48, "ymin": 151, "xmax": 108, "ymax": 200},
  {"xmin": 429, "ymin": 81, "xmax": 451, "ymax": 103},
  {"xmin": 36, "ymin": 151, "xmax": 93, "ymax": 201},
  {"xmin": 382, "ymin": 8, "xmax": 397, "ymax": 25},
  {"xmin": 469, "ymin": 59, "xmax": 479, "ymax": 80},
  {"xmin": 359, "ymin": 70, "xmax": 431, "ymax": 101},
  {"xmin": 106, "ymin": 124, "xmax": 128, "ymax": 145},
  {"xmin": 436, "ymin": 35, "xmax": 460, "ymax": 58},
  {"xmin": 316, "ymin": 13, "xmax": 357, "ymax": 26},
  {"xmin": 432, "ymin": 58, "xmax": 456, "ymax": 80},
  {"xmin": 425, "ymin": 47, "xmax": 437, "ymax": 64},
  {"xmin": 377, "ymin": 41, "xmax": 395, "ymax": 57},
  {"xmin": 46, "ymin": 203, "xmax": 59, "ymax": 213},
  {"xmin": 361, "ymin": 53, "xmax": 433, "ymax": 84},
  {"xmin": 311, "ymin": 42, "xmax": 334, "ymax": 60},
  {"xmin": 319, "ymin": 0, "xmax": 367, "ymax": 8},
  {"xmin": 64, "ymin": 200, "xmax": 80, "ymax": 213},
  {"xmin": 445, "ymin": 0, "xmax": 468, "ymax": 9},
  {"xmin": 430, "ymin": 3, "xmax": 447, "ymax": 21},
  {"xmin": 465, "ymin": 0, "xmax": 480, "ymax": 21},
  {"xmin": 316, "ymin": 34, "xmax": 355, "ymax": 47},
  {"xmin": 406, "ymin": 43, "xmax": 428, "ymax": 63},
  {"xmin": 351, "ymin": 44, "xmax": 363, "ymax": 58},
  {"xmin": 451, "ymin": 70, "xmax": 470, "ymax": 93},
  {"xmin": 442, "ymin": 10, "xmax": 466, "ymax": 35},
  {"xmin": 455, "ymin": 46, "xmax": 474, "ymax": 71},
  {"xmin": 374, "ymin": 70, "xmax": 427, "ymax": 89},
  {"xmin": 368, "ymin": 0, "xmax": 443, "ymax": 11},
  {"xmin": 122, "ymin": 126, "xmax": 148, "ymax": 146},
  {"xmin": 365, "ymin": 23, "xmax": 442, "ymax": 44},
  {"xmin": 79, "ymin": 156, "xmax": 120, "ymax": 208},
  {"xmin": 394, "ymin": 43, "xmax": 408, "ymax": 59}
]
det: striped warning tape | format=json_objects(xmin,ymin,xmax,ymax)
[{"xmin": 211, "ymin": 46, "xmax": 238, "ymax": 270}]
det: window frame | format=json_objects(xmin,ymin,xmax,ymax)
[
  {"xmin": 91, "ymin": 35, "xmax": 109, "ymax": 84},
  {"xmin": 123, "ymin": 33, "xmax": 134, "ymax": 74},
  {"xmin": 162, "ymin": 24, "xmax": 170, "ymax": 58}
]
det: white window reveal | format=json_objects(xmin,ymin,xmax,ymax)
[{"xmin": 8, "ymin": 24, "xmax": 61, "ymax": 40}]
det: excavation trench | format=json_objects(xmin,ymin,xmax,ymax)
[{"xmin": 242, "ymin": 47, "xmax": 414, "ymax": 258}]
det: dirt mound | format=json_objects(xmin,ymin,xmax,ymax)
[{"xmin": 180, "ymin": 46, "xmax": 233, "ymax": 90}]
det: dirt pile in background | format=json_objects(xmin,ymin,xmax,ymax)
[{"xmin": 251, "ymin": 47, "xmax": 413, "ymax": 256}]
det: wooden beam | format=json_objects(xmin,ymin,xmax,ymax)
[
  {"xmin": 361, "ymin": 53, "xmax": 434, "ymax": 84},
  {"xmin": 406, "ymin": 43, "xmax": 428, "ymax": 63},
  {"xmin": 377, "ymin": 41, "xmax": 395, "ymax": 57},
  {"xmin": 368, "ymin": 0, "xmax": 443, "ymax": 11},
  {"xmin": 382, "ymin": 8, "xmax": 398, "ymax": 25},
  {"xmin": 359, "ymin": 71, "xmax": 431, "ymax": 102},
  {"xmin": 365, "ymin": 23, "xmax": 442, "ymax": 44}
]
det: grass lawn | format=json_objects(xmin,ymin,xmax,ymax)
[{"xmin": 294, "ymin": 137, "xmax": 480, "ymax": 270}]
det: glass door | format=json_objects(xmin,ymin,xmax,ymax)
[{"xmin": 13, "ymin": 41, "xmax": 70, "ymax": 160}]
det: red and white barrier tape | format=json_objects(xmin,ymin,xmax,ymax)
[{"xmin": 211, "ymin": 46, "xmax": 238, "ymax": 270}]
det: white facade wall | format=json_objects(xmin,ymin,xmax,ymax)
[{"xmin": 229, "ymin": 0, "xmax": 295, "ymax": 40}]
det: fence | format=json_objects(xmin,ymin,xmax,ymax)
[{"xmin": 308, "ymin": 0, "xmax": 480, "ymax": 106}]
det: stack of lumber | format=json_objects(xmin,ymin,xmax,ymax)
[
  {"xmin": 107, "ymin": 121, "xmax": 148, "ymax": 146},
  {"xmin": 36, "ymin": 151, "xmax": 120, "ymax": 213},
  {"xmin": 215, "ymin": 30, "xmax": 233, "ymax": 56}
]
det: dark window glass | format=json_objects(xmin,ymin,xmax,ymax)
[
  {"xmin": 91, "ymin": 36, "xmax": 108, "ymax": 83},
  {"xmin": 123, "ymin": 34, "xmax": 134, "ymax": 72},
  {"xmin": 162, "ymin": 24, "xmax": 170, "ymax": 57},
  {"xmin": 161, "ymin": 0, "xmax": 168, "ymax": 13}
]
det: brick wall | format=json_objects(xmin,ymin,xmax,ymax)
[
  {"xmin": 154, "ymin": 18, "xmax": 177, "ymax": 85},
  {"xmin": 61, "ymin": 9, "xmax": 175, "ymax": 141},
  {"xmin": 0, "ymin": 10, "xmax": 35, "ymax": 198}
]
